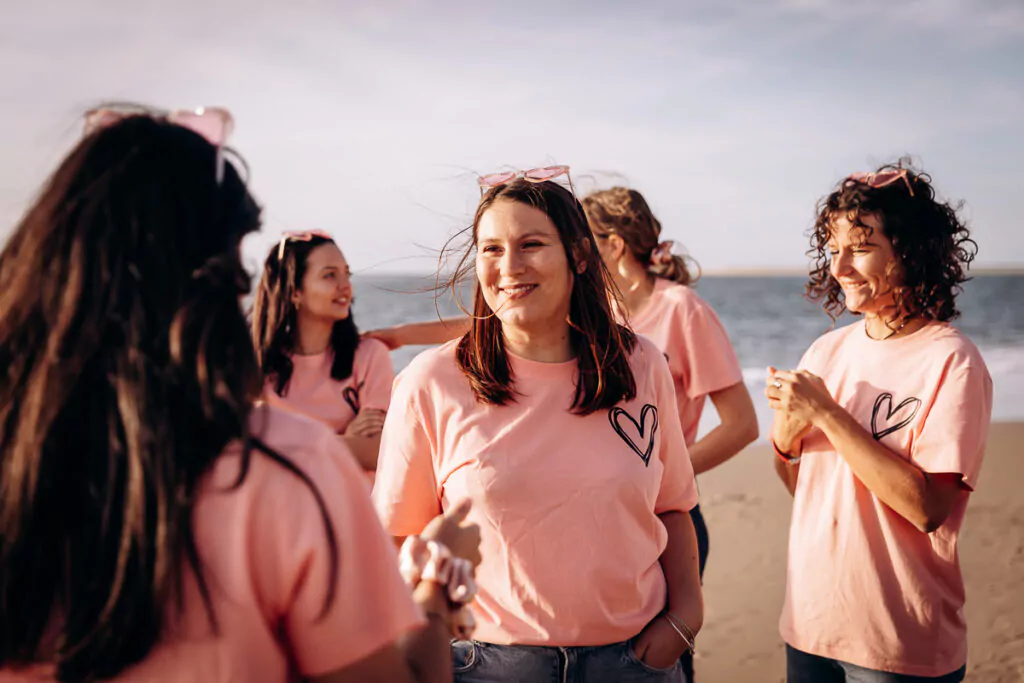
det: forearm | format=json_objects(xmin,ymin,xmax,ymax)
[
  {"xmin": 773, "ymin": 453, "xmax": 799, "ymax": 496},
  {"xmin": 690, "ymin": 383, "xmax": 758, "ymax": 474},
  {"xmin": 397, "ymin": 318, "xmax": 470, "ymax": 347},
  {"xmin": 342, "ymin": 434, "xmax": 383, "ymax": 470},
  {"xmin": 657, "ymin": 510, "xmax": 704, "ymax": 634},
  {"xmin": 771, "ymin": 416, "xmax": 806, "ymax": 455},
  {"xmin": 400, "ymin": 583, "xmax": 454, "ymax": 683},
  {"xmin": 816, "ymin": 406, "xmax": 934, "ymax": 531},
  {"xmin": 689, "ymin": 423, "xmax": 756, "ymax": 475}
]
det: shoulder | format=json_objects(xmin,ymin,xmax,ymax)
[
  {"xmin": 392, "ymin": 340, "xmax": 466, "ymax": 402},
  {"xmin": 211, "ymin": 405, "xmax": 360, "ymax": 504},
  {"xmin": 655, "ymin": 281, "xmax": 711, "ymax": 314},
  {"xmin": 918, "ymin": 323, "xmax": 990, "ymax": 374},
  {"xmin": 629, "ymin": 334, "xmax": 672, "ymax": 383},
  {"xmin": 810, "ymin": 320, "xmax": 860, "ymax": 352},
  {"xmin": 355, "ymin": 337, "xmax": 392, "ymax": 364}
]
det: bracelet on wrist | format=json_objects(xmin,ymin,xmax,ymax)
[
  {"xmin": 661, "ymin": 611, "xmax": 696, "ymax": 654},
  {"xmin": 772, "ymin": 439, "xmax": 802, "ymax": 465}
]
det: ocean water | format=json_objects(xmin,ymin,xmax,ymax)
[{"xmin": 350, "ymin": 273, "xmax": 1024, "ymax": 436}]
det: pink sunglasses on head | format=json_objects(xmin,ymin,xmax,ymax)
[
  {"xmin": 477, "ymin": 165, "xmax": 575, "ymax": 195},
  {"xmin": 277, "ymin": 230, "xmax": 333, "ymax": 261},
  {"xmin": 845, "ymin": 169, "xmax": 915, "ymax": 197},
  {"xmin": 83, "ymin": 104, "xmax": 235, "ymax": 183}
]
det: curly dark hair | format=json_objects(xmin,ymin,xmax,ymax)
[{"xmin": 807, "ymin": 158, "xmax": 978, "ymax": 323}]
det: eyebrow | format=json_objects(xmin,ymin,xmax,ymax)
[{"xmin": 478, "ymin": 231, "xmax": 554, "ymax": 243}]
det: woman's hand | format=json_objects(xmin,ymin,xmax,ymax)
[
  {"xmin": 361, "ymin": 326, "xmax": 405, "ymax": 351},
  {"xmin": 419, "ymin": 500, "xmax": 482, "ymax": 568},
  {"xmin": 344, "ymin": 408, "xmax": 387, "ymax": 438},
  {"xmin": 766, "ymin": 367, "xmax": 837, "ymax": 431},
  {"xmin": 631, "ymin": 614, "xmax": 689, "ymax": 670}
]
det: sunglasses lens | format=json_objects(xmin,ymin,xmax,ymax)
[
  {"xmin": 83, "ymin": 109, "xmax": 127, "ymax": 136},
  {"xmin": 479, "ymin": 172, "xmax": 516, "ymax": 187},
  {"xmin": 171, "ymin": 111, "xmax": 230, "ymax": 146},
  {"xmin": 869, "ymin": 171, "xmax": 902, "ymax": 187},
  {"xmin": 524, "ymin": 166, "xmax": 567, "ymax": 181}
]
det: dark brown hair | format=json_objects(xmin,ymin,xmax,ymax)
[
  {"xmin": 441, "ymin": 179, "xmax": 636, "ymax": 414},
  {"xmin": 0, "ymin": 115, "xmax": 337, "ymax": 680},
  {"xmin": 583, "ymin": 186, "xmax": 700, "ymax": 286},
  {"xmin": 251, "ymin": 236, "xmax": 360, "ymax": 395},
  {"xmin": 808, "ymin": 159, "xmax": 977, "ymax": 322}
]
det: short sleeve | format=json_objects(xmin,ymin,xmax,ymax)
[
  {"xmin": 647, "ymin": 341, "xmax": 699, "ymax": 514},
  {"xmin": 371, "ymin": 368, "xmax": 443, "ymax": 536},
  {"xmin": 355, "ymin": 339, "xmax": 395, "ymax": 412},
  {"xmin": 912, "ymin": 360, "xmax": 993, "ymax": 490},
  {"xmin": 252, "ymin": 427, "xmax": 424, "ymax": 676},
  {"xmin": 677, "ymin": 302, "xmax": 743, "ymax": 398}
]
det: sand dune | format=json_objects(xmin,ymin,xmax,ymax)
[{"xmin": 693, "ymin": 422, "xmax": 1024, "ymax": 682}]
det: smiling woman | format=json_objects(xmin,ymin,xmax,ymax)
[
  {"xmin": 372, "ymin": 176, "xmax": 705, "ymax": 682},
  {"xmin": 251, "ymin": 231, "xmax": 395, "ymax": 474},
  {"xmin": 767, "ymin": 160, "xmax": 991, "ymax": 683}
]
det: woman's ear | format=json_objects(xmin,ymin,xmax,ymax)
[
  {"xmin": 572, "ymin": 239, "xmax": 591, "ymax": 274},
  {"xmin": 607, "ymin": 233, "xmax": 627, "ymax": 261}
]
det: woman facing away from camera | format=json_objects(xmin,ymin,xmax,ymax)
[
  {"xmin": 0, "ymin": 109, "xmax": 478, "ymax": 683},
  {"xmin": 766, "ymin": 162, "xmax": 991, "ymax": 682},
  {"xmin": 372, "ymin": 169, "xmax": 703, "ymax": 682},
  {"xmin": 252, "ymin": 231, "xmax": 394, "ymax": 477}
]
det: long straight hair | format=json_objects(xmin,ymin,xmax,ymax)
[
  {"xmin": 443, "ymin": 179, "xmax": 636, "ymax": 415},
  {"xmin": 250, "ymin": 235, "xmax": 360, "ymax": 396},
  {"xmin": 0, "ymin": 115, "xmax": 336, "ymax": 680}
]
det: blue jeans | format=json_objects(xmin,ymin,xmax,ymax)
[
  {"xmin": 453, "ymin": 639, "xmax": 686, "ymax": 682},
  {"xmin": 787, "ymin": 645, "xmax": 966, "ymax": 682},
  {"xmin": 679, "ymin": 504, "xmax": 709, "ymax": 682}
]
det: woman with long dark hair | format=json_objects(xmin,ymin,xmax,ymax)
[
  {"xmin": 0, "ymin": 108, "xmax": 477, "ymax": 683},
  {"xmin": 373, "ymin": 169, "xmax": 703, "ymax": 682},
  {"xmin": 252, "ymin": 231, "xmax": 394, "ymax": 475},
  {"xmin": 767, "ymin": 162, "xmax": 991, "ymax": 682}
]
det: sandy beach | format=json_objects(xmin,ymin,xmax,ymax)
[{"xmin": 694, "ymin": 422, "xmax": 1024, "ymax": 682}]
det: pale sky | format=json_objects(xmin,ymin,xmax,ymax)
[{"xmin": 2, "ymin": 0, "xmax": 1022, "ymax": 274}]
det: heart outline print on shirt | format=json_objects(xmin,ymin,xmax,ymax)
[
  {"xmin": 871, "ymin": 392, "xmax": 922, "ymax": 440},
  {"xmin": 608, "ymin": 404, "xmax": 659, "ymax": 466},
  {"xmin": 342, "ymin": 381, "xmax": 364, "ymax": 414}
]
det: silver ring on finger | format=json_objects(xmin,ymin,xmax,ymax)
[{"xmin": 773, "ymin": 380, "xmax": 782, "ymax": 389}]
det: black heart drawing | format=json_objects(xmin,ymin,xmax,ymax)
[
  {"xmin": 609, "ymin": 404, "xmax": 659, "ymax": 467},
  {"xmin": 871, "ymin": 392, "xmax": 922, "ymax": 440},
  {"xmin": 342, "ymin": 382, "xmax": 363, "ymax": 413}
]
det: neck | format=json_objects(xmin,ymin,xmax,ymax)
[
  {"xmin": 610, "ymin": 258, "xmax": 655, "ymax": 317},
  {"xmin": 293, "ymin": 314, "xmax": 335, "ymax": 356},
  {"xmin": 864, "ymin": 309, "xmax": 927, "ymax": 341},
  {"xmin": 502, "ymin": 321, "xmax": 574, "ymax": 363}
]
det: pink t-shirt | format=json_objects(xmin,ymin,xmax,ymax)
[
  {"xmin": 0, "ymin": 406, "xmax": 423, "ymax": 682},
  {"xmin": 372, "ymin": 335, "xmax": 698, "ymax": 647},
  {"xmin": 781, "ymin": 320, "xmax": 992, "ymax": 677},
  {"xmin": 625, "ymin": 279, "xmax": 743, "ymax": 445},
  {"xmin": 265, "ymin": 339, "xmax": 394, "ymax": 434}
]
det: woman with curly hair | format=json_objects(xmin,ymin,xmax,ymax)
[{"xmin": 766, "ymin": 161, "xmax": 992, "ymax": 682}]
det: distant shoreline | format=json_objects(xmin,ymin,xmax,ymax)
[{"xmin": 354, "ymin": 267, "xmax": 1024, "ymax": 279}]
